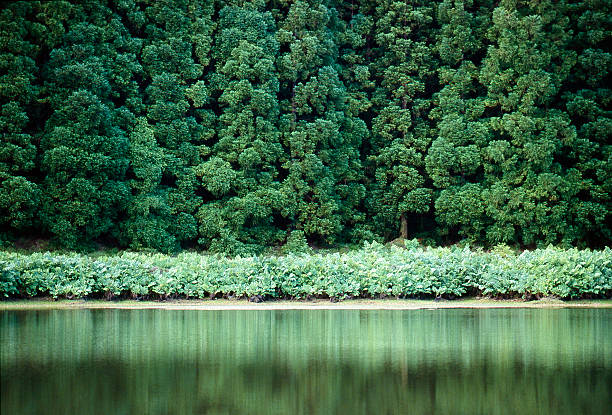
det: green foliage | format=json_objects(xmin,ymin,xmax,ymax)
[
  {"xmin": 197, "ymin": 2, "xmax": 285, "ymax": 254},
  {"xmin": 0, "ymin": 2, "xmax": 42, "ymax": 233},
  {"xmin": 367, "ymin": 0, "xmax": 438, "ymax": 239},
  {"xmin": 40, "ymin": 90, "xmax": 130, "ymax": 247},
  {"xmin": 121, "ymin": 0, "xmax": 213, "ymax": 251},
  {"xmin": 427, "ymin": 0, "xmax": 610, "ymax": 247},
  {"xmin": 275, "ymin": 0, "xmax": 367, "ymax": 244},
  {"xmin": 281, "ymin": 230, "xmax": 311, "ymax": 254},
  {"xmin": 0, "ymin": 0, "xmax": 610, "ymax": 250},
  {"xmin": 1, "ymin": 244, "xmax": 610, "ymax": 300}
]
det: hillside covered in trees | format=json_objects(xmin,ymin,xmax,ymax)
[{"xmin": 1, "ymin": 0, "xmax": 610, "ymax": 254}]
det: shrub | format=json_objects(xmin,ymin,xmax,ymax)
[{"xmin": 0, "ymin": 242, "xmax": 610, "ymax": 300}]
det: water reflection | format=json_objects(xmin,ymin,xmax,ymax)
[{"xmin": 1, "ymin": 309, "xmax": 611, "ymax": 414}]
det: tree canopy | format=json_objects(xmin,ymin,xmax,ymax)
[{"xmin": 1, "ymin": 0, "xmax": 610, "ymax": 252}]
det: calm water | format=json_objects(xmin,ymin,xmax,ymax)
[{"xmin": 1, "ymin": 308, "xmax": 610, "ymax": 415}]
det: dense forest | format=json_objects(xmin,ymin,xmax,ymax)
[{"xmin": 1, "ymin": 0, "xmax": 610, "ymax": 254}]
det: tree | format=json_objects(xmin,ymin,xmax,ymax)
[
  {"xmin": 426, "ymin": 0, "xmax": 492, "ymax": 243},
  {"xmin": 39, "ymin": 2, "xmax": 132, "ymax": 247},
  {"xmin": 429, "ymin": 1, "xmax": 582, "ymax": 246},
  {"xmin": 368, "ymin": 0, "xmax": 438, "ymax": 239},
  {"xmin": 275, "ymin": 0, "xmax": 365, "ymax": 245},
  {"xmin": 0, "ymin": 2, "xmax": 46, "ymax": 238},
  {"xmin": 333, "ymin": 0, "xmax": 375, "ymax": 242},
  {"xmin": 561, "ymin": 0, "xmax": 612, "ymax": 246},
  {"xmin": 197, "ymin": 0, "xmax": 287, "ymax": 254},
  {"xmin": 124, "ymin": 0, "xmax": 215, "ymax": 252}
]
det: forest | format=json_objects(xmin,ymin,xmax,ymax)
[{"xmin": 1, "ymin": 0, "xmax": 610, "ymax": 255}]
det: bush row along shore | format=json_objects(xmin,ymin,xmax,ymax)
[{"xmin": 2, "ymin": 242, "xmax": 610, "ymax": 301}]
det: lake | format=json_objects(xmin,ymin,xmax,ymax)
[{"xmin": 1, "ymin": 308, "xmax": 610, "ymax": 414}]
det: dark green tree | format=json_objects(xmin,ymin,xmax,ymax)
[
  {"xmin": 39, "ymin": 1, "xmax": 134, "ymax": 247},
  {"xmin": 429, "ymin": 1, "xmax": 581, "ymax": 246},
  {"xmin": 368, "ymin": 0, "xmax": 438, "ymax": 240},
  {"xmin": 40, "ymin": 90, "xmax": 129, "ymax": 247},
  {"xmin": 123, "ymin": 0, "xmax": 215, "ymax": 252},
  {"xmin": 275, "ymin": 0, "xmax": 365, "ymax": 245},
  {"xmin": 333, "ymin": 0, "xmax": 375, "ymax": 242},
  {"xmin": 197, "ymin": 0, "xmax": 287, "ymax": 254},
  {"xmin": 0, "ymin": 2, "xmax": 43, "ymax": 237},
  {"xmin": 561, "ymin": 0, "xmax": 611, "ymax": 246},
  {"xmin": 425, "ymin": 0, "xmax": 491, "ymax": 243}
]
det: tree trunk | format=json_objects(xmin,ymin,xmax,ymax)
[{"xmin": 400, "ymin": 213, "xmax": 408, "ymax": 239}]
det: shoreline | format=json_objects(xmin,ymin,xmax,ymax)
[{"xmin": 1, "ymin": 298, "xmax": 611, "ymax": 311}]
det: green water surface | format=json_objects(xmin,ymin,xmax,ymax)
[{"xmin": 1, "ymin": 308, "xmax": 610, "ymax": 415}]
